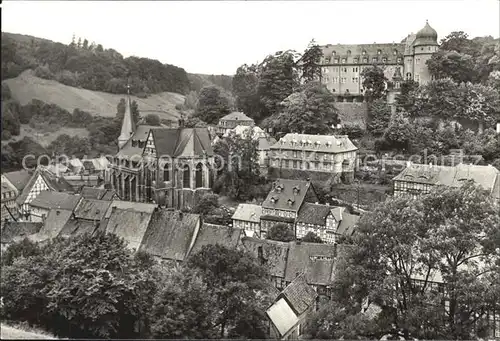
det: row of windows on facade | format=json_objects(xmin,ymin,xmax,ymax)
[
  {"xmin": 2, "ymin": 192, "xmax": 15, "ymax": 200},
  {"xmin": 272, "ymin": 159, "xmax": 350, "ymax": 171},
  {"xmin": 328, "ymin": 46, "xmax": 436, "ymax": 58},
  {"xmin": 273, "ymin": 150, "xmax": 356, "ymax": 160},
  {"xmin": 324, "ymin": 56, "xmax": 403, "ymax": 64},
  {"xmin": 323, "ymin": 67, "xmax": 361, "ymax": 73},
  {"xmin": 278, "ymin": 140, "xmax": 345, "ymax": 149}
]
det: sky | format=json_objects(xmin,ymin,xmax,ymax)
[{"xmin": 2, "ymin": 1, "xmax": 499, "ymax": 75}]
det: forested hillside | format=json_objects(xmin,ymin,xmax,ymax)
[{"xmin": 1, "ymin": 32, "xmax": 191, "ymax": 95}]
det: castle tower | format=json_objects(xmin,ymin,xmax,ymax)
[
  {"xmin": 412, "ymin": 20, "xmax": 439, "ymax": 84},
  {"xmin": 118, "ymin": 85, "xmax": 136, "ymax": 150}
]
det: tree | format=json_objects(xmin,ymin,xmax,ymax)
[
  {"xmin": 257, "ymin": 50, "xmax": 299, "ymax": 121},
  {"xmin": 1, "ymin": 238, "xmax": 41, "ymax": 266},
  {"xmin": 302, "ymin": 232, "xmax": 323, "ymax": 243},
  {"xmin": 361, "ymin": 65, "xmax": 387, "ymax": 101},
  {"xmin": 213, "ymin": 130, "xmax": 261, "ymax": 201},
  {"xmin": 77, "ymin": 37, "xmax": 82, "ymax": 49},
  {"xmin": 263, "ymin": 82, "xmax": 339, "ymax": 135},
  {"xmin": 151, "ymin": 268, "xmax": 218, "ymax": 338},
  {"xmin": 144, "ymin": 114, "xmax": 160, "ymax": 126},
  {"xmin": 186, "ymin": 244, "xmax": 273, "ymax": 338},
  {"xmin": 183, "ymin": 116, "xmax": 208, "ymax": 128},
  {"xmin": 367, "ymin": 99, "xmax": 392, "ymax": 136},
  {"xmin": 427, "ymin": 50, "xmax": 476, "ymax": 84},
  {"xmin": 82, "ymin": 39, "xmax": 89, "ymax": 50},
  {"xmin": 116, "ymin": 98, "xmax": 140, "ymax": 124},
  {"xmin": 395, "ymin": 79, "xmax": 419, "ymax": 112},
  {"xmin": 191, "ymin": 193, "xmax": 220, "ymax": 216},
  {"xmin": 194, "ymin": 86, "xmax": 231, "ymax": 124},
  {"xmin": 326, "ymin": 182, "xmax": 500, "ymax": 340},
  {"xmin": 232, "ymin": 64, "xmax": 260, "ymax": 120},
  {"xmin": 1, "ymin": 233, "xmax": 159, "ymax": 339},
  {"xmin": 300, "ymin": 39, "xmax": 323, "ymax": 83},
  {"xmin": 382, "ymin": 111, "xmax": 412, "ymax": 152},
  {"xmin": 267, "ymin": 223, "xmax": 295, "ymax": 242}
]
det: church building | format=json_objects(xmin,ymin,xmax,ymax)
[{"xmin": 107, "ymin": 91, "xmax": 215, "ymax": 210}]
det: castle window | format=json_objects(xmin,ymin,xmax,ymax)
[
  {"xmin": 362, "ymin": 50, "xmax": 366, "ymax": 55},
  {"xmin": 372, "ymin": 57, "xmax": 378, "ymax": 63},
  {"xmin": 363, "ymin": 58, "xmax": 368, "ymax": 63},
  {"xmin": 377, "ymin": 50, "xmax": 381, "ymax": 55},
  {"xmin": 397, "ymin": 57, "xmax": 402, "ymax": 63},
  {"xmin": 382, "ymin": 58, "xmax": 387, "ymax": 63},
  {"xmin": 353, "ymin": 67, "xmax": 358, "ymax": 72},
  {"xmin": 332, "ymin": 51, "xmax": 336, "ymax": 56},
  {"xmin": 416, "ymin": 58, "xmax": 420, "ymax": 64},
  {"xmin": 341, "ymin": 58, "xmax": 346, "ymax": 64},
  {"xmin": 393, "ymin": 50, "xmax": 398, "ymax": 55},
  {"xmin": 353, "ymin": 58, "xmax": 358, "ymax": 64},
  {"xmin": 334, "ymin": 58, "xmax": 339, "ymax": 64}
]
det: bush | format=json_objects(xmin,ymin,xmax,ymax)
[
  {"xmin": 1, "ymin": 130, "xmax": 12, "ymax": 140},
  {"xmin": 34, "ymin": 65, "xmax": 54, "ymax": 80},
  {"xmin": 144, "ymin": 114, "xmax": 161, "ymax": 126}
]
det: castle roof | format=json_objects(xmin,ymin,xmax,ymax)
[
  {"xmin": 414, "ymin": 21, "xmax": 439, "ymax": 46},
  {"xmin": 219, "ymin": 111, "xmax": 254, "ymax": 122},
  {"xmin": 271, "ymin": 133, "xmax": 358, "ymax": 154}
]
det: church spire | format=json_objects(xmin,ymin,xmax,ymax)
[{"xmin": 118, "ymin": 84, "xmax": 136, "ymax": 150}]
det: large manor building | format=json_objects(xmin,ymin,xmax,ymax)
[
  {"xmin": 107, "ymin": 94, "xmax": 215, "ymax": 210},
  {"xmin": 319, "ymin": 21, "xmax": 439, "ymax": 100}
]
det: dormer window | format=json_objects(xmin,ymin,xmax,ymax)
[
  {"xmin": 377, "ymin": 50, "xmax": 381, "ymax": 55},
  {"xmin": 393, "ymin": 50, "xmax": 398, "ymax": 55},
  {"xmin": 293, "ymin": 186, "xmax": 300, "ymax": 195},
  {"xmin": 270, "ymin": 196, "xmax": 278, "ymax": 204},
  {"xmin": 341, "ymin": 58, "xmax": 346, "ymax": 64},
  {"xmin": 372, "ymin": 57, "xmax": 378, "ymax": 63},
  {"xmin": 332, "ymin": 51, "xmax": 336, "ymax": 56},
  {"xmin": 362, "ymin": 50, "xmax": 366, "ymax": 55},
  {"xmin": 334, "ymin": 58, "xmax": 339, "ymax": 64},
  {"xmin": 353, "ymin": 58, "xmax": 358, "ymax": 64},
  {"xmin": 315, "ymin": 141, "xmax": 321, "ymax": 147},
  {"xmin": 397, "ymin": 57, "xmax": 402, "ymax": 63},
  {"xmin": 382, "ymin": 57, "xmax": 387, "ymax": 63},
  {"xmin": 347, "ymin": 50, "xmax": 351, "ymax": 55},
  {"xmin": 363, "ymin": 58, "xmax": 368, "ymax": 63},
  {"xmin": 287, "ymin": 198, "xmax": 295, "ymax": 206}
]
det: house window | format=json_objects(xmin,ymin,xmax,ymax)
[
  {"xmin": 342, "ymin": 67, "xmax": 347, "ymax": 73},
  {"xmin": 372, "ymin": 57, "xmax": 378, "ymax": 63},
  {"xmin": 341, "ymin": 77, "xmax": 346, "ymax": 83},
  {"xmin": 293, "ymin": 151, "xmax": 298, "ymax": 158},
  {"xmin": 353, "ymin": 67, "xmax": 358, "ymax": 72},
  {"xmin": 416, "ymin": 58, "xmax": 420, "ymax": 64},
  {"xmin": 397, "ymin": 57, "xmax": 402, "ymax": 63},
  {"xmin": 293, "ymin": 160, "xmax": 298, "ymax": 169},
  {"xmin": 415, "ymin": 74, "xmax": 420, "ymax": 82}
]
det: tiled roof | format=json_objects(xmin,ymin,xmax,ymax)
[
  {"xmin": 297, "ymin": 203, "xmax": 332, "ymax": 226},
  {"xmin": 320, "ymin": 43, "xmax": 405, "ymax": 64},
  {"xmin": 258, "ymin": 136, "xmax": 277, "ymax": 151},
  {"xmin": 73, "ymin": 199, "xmax": 111, "ymax": 221},
  {"xmin": 266, "ymin": 297, "xmax": 299, "ymax": 337},
  {"xmin": 31, "ymin": 209, "xmax": 73, "ymax": 242},
  {"xmin": 1, "ymin": 181, "xmax": 16, "ymax": 196},
  {"xmin": 241, "ymin": 237, "xmax": 289, "ymax": 277},
  {"xmin": 284, "ymin": 241, "xmax": 337, "ymax": 285},
  {"xmin": 104, "ymin": 200, "xmax": 158, "ymax": 218},
  {"xmin": 116, "ymin": 125, "xmax": 158, "ymax": 158},
  {"xmin": 393, "ymin": 163, "xmax": 500, "ymax": 198},
  {"xmin": 1, "ymin": 222, "xmax": 43, "ymax": 243},
  {"xmin": 58, "ymin": 218, "xmax": 100, "ymax": 238},
  {"xmin": 271, "ymin": 133, "xmax": 358, "ymax": 153},
  {"xmin": 190, "ymin": 223, "xmax": 241, "ymax": 256},
  {"xmin": 262, "ymin": 179, "xmax": 315, "ymax": 212},
  {"xmin": 3, "ymin": 170, "xmax": 32, "ymax": 191},
  {"xmin": 232, "ymin": 204, "xmax": 262, "ymax": 223},
  {"xmin": 105, "ymin": 207, "xmax": 155, "ymax": 251},
  {"xmin": 16, "ymin": 167, "xmax": 74, "ymax": 205},
  {"xmin": 79, "ymin": 187, "xmax": 116, "ymax": 200},
  {"xmin": 29, "ymin": 191, "xmax": 81, "ymax": 211},
  {"xmin": 140, "ymin": 210, "xmax": 200, "ymax": 261},
  {"xmin": 337, "ymin": 212, "xmax": 360, "ymax": 236},
  {"xmin": 151, "ymin": 128, "xmax": 214, "ymax": 158},
  {"xmin": 281, "ymin": 273, "xmax": 317, "ymax": 315},
  {"xmin": 219, "ymin": 112, "xmax": 254, "ymax": 122}
]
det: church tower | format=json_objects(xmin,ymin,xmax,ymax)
[
  {"xmin": 118, "ymin": 85, "xmax": 136, "ymax": 150},
  {"xmin": 412, "ymin": 20, "xmax": 439, "ymax": 84}
]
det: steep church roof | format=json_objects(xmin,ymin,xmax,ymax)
[
  {"xmin": 118, "ymin": 87, "xmax": 136, "ymax": 150},
  {"xmin": 150, "ymin": 128, "xmax": 214, "ymax": 158}
]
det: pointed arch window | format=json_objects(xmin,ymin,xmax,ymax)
[
  {"xmin": 195, "ymin": 163, "xmax": 203, "ymax": 188},
  {"xmin": 183, "ymin": 165, "xmax": 191, "ymax": 189}
]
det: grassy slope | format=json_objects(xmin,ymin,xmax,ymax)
[
  {"xmin": 4, "ymin": 70, "xmax": 185, "ymax": 121},
  {"xmin": 0, "ymin": 323, "xmax": 57, "ymax": 339}
]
